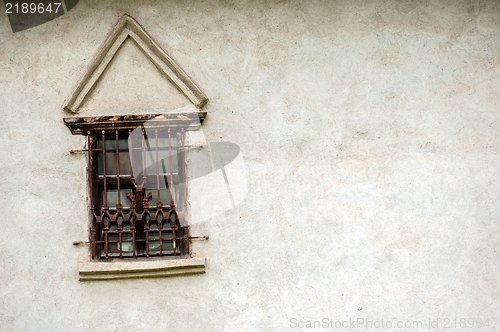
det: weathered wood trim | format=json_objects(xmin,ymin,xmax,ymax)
[
  {"xmin": 63, "ymin": 111, "xmax": 206, "ymax": 135},
  {"xmin": 63, "ymin": 14, "xmax": 208, "ymax": 114},
  {"xmin": 78, "ymin": 257, "xmax": 206, "ymax": 281}
]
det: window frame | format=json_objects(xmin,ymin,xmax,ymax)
[
  {"xmin": 64, "ymin": 112, "xmax": 206, "ymax": 262},
  {"xmin": 87, "ymin": 128, "xmax": 189, "ymax": 260}
]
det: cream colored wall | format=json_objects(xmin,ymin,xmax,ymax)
[{"xmin": 1, "ymin": 0, "xmax": 500, "ymax": 331}]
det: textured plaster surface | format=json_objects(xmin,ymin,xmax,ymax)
[
  {"xmin": 79, "ymin": 37, "xmax": 192, "ymax": 115},
  {"xmin": 1, "ymin": 0, "xmax": 500, "ymax": 331}
]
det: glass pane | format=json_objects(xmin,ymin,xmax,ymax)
[
  {"xmin": 162, "ymin": 231, "xmax": 174, "ymax": 251},
  {"xmin": 108, "ymin": 233, "xmax": 119, "ymax": 253},
  {"xmin": 97, "ymin": 153, "xmax": 103, "ymax": 175},
  {"xmin": 148, "ymin": 232, "xmax": 160, "ymax": 251},
  {"xmin": 118, "ymin": 139, "xmax": 128, "ymax": 149},
  {"xmin": 107, "ymin": 189, "xmax": 133, "ymax": 209},
  {"xmin": 141, "ymin": 149, "xmax": 178, "ymax": 174},
  {"xmin": 119, "ymin": 151, "xmax": 130, "ymax": 175},
  {"xmin": 148, "ymin": 188, "xmax": 172, "ymax": 206},
  {"xmin": 121, "ymin": 222, "xmax": 133, "ymax": 252},
  {"xmin": 128, "ymin": 134, "xmax": 180, "ymax": 179},
  {"xmin": 97, "ymin": 139, "xmax": 128, "ymax": 150},
  {"xmin": 100, "ymin": 152, "xmax": 130, "ymax": 176},
  {"xmin": 97, "ymin": 153, "xmax": 119, "ymax": 175},
  {"xmin": 158, "ymin": 150, "xmax": 178, "ymax": 174},
  {"xmin": 120, "ymin": 241, "xmax": 133, "ymax": 253},
  {"xmin": 106, "ymin": 153, "xmax": 119, "ymax": 175}
]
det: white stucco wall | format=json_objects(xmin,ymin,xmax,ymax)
[{"xmin": 1, "ymin": 0, "xmax": 500, "ymax": 331}]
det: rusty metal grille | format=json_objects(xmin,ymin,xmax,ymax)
[{"xmin": 86, "ymin": 127, "xmax": 189, "ymax": 259}]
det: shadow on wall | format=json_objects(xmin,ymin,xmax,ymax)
[
  {"xmin": 131, "ymin": 111, "xmax": 248, "ymax": 224},
  {"xmin": 4, "ymin": 0, "xmax": 79, "ymax": 32}
]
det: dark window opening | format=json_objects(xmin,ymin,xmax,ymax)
[{"xmin": 86, "ymin": 127, "xmax": 189, "ymax": 259}]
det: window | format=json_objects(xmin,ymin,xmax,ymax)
[
  {"xmin": 61, "ymin": 14, "xmax": 209, "ymax": 276},
  {"xmin": 85, "ymin": 125, "xmax": 189, "ymax": 260},
  {"xmin": 65, "ymin": 112, "xmax": 206, "ymax": 264}
]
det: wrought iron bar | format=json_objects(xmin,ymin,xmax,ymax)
[
  {"xmin": 102, "ymin": 130, "xmax": 107, "ymax": 208},
  {"xmin": 115, "ymin": 130, "xmax": 121, "ymax": 207}
]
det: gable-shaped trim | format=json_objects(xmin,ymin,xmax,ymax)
[{"xmin": 64, "ymin": 14, "xmax": 208, "ymax": 114}]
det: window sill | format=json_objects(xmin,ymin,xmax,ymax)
[{"xmin": 78, "ymin": 257, "xmax": 205, "ymax": 281}]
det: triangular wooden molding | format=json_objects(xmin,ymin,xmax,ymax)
[{"xmin": 64, "ymin": 14, "xmax": 208, "ymax": 114}]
